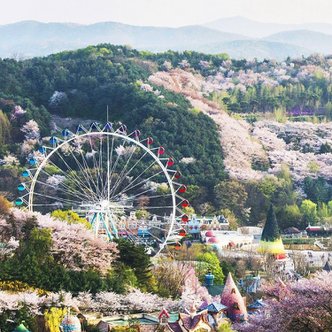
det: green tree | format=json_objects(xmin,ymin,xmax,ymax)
[
  {"xmin": 300, "ymin": 199, "xmax": 318, "ymax": 225},
  {"xmin": 214, "ymin": 180, "xmax": 248, "ymax": 223},
  {"xmin": 115, "ymin": 239, "xmax": 153, "ymax": 291},
  {"xmin": 0, "ymin": 227, "xmax": 55, "ymax": 287},
  {"xmin": 51, "ymin": 210, "xmax": 91, "ymax": 229},
  {"xmin": 304, "ymin": 177, "xmax": 332, "ymax": 203},
  {"xmin": 106, "ymin": 263, "xmax": 138, "ymax": 293},
  {"xmin": 196, "ymin": 251, "xmax": 224, "ymax": 284},
  {"xmin": 219, "ymin": 208, "xmax": 238, "ymax": 230},
  {"xmin": 245, "ymin": 181, "xmax": 269, "ymax": 226},
  {"xmin": 328, "ymin": 201, "xmax": 332, "ymax": 215},
  {"xmin": 276, "ymin": 204, "xmax": 303, "ymax": 230},
  {"xmin": 261, "ymin": 204, "xmax": 280, "ymax": 242},
  {"xmin": 257, "ymin": 176, "xmax": 280, "ymax": 200},
  {"xmin": 319, "ymin": 142, "xmax": 332, "ymax": 154}
]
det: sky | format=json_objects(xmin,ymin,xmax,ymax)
[{"xmin": 1, "ymin": 0, "xmax": 332, "ymax": 26}]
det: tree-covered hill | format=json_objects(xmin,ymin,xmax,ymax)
[
  {"xmin": 2, "ymin": 45, "xmax": 332, "ymax": 228},
  {"xmin": 0, "ymin": 45, "xmax": 226, "ymax": 210}
]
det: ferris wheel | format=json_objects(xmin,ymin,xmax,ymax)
[{"xmin": 15, "ymin": 121, "xmax": 189, "ymax": 255}]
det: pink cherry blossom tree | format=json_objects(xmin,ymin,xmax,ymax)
[{"xmin": 235, "ymin": 272, "xmax": 332, "ymax": 332}]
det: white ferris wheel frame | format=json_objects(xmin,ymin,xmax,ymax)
[{"xmin": 27, "ymin": 130, "xmax": 177, "ymax": 248}]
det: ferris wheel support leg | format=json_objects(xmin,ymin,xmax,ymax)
[
  {"xmin": 106, "ymin": 213, "xmax": 119, "ymax": 240},
  {"xmin": 101, "ymin": 212, "xmax": 115, "ymax": 241}
]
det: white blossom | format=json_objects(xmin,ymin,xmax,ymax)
[
  {"xmin": 21, "ymin": 120, "xmax": 40, "ymax": 140},
  {"xmin": 180, "ymin": 157, "xmax": 196, "ymax": 164},
  {"xmin": 49, "ymin": 91, "xmax": 68, "ymax": 108},
  {"xmin": 3, "ymin": 154, "xmax": 19, "ymax": 166}
]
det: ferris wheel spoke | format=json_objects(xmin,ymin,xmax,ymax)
[
  {"xmin": 112, "ymin": 170, "xmax": 163, "ymax": 201},
  {"xmin": 144, "ymin": 230, "xmax": 165, "ymax": 243},
  {"xmin": 114, "ymin": 160, "xmax": 158, "ymax": 198},
  {"xmin": 40, "ymin": 159, "xmax": 94, "ymax": 198},
  {"xmin": 32, "ymin": 192, "xmax": 83, "ymax": 206},
  {"xmin": 149, "ymin": 225, "xmax": 169, "ymax": 233},
  {"xmin": 51, "ymin": 148, "xmax": 91, "ymax": 189},
  {"xmin": 106, "ymin": 132, "xmax": 115, "ymax": 202},
  {"xmin": 140, "ymin": 193, "xmax": 172, "ymax": 200},
  {"xmin": 46, "ymin": 154, "xmax": 98, "ymax": 201},
  {"xmin": 61, "ymin": 141, "xmax": 97, "ymax": 190},
  {"xmin": 31, "ymin": 203, "xmax": 67, "ymax": 207},
  {"xmin": 176, "ymin": 207, "xmax": 185, "ymax": 215},
  {"xmin": 49, "ymin": 165, "xmax": 96, "ymax": 201},
  {"xmin": 110, "ymin": 150, "xmax": 149, "ymax": 197},
  {"xmin": 33, "ymin": 178, "xmax": 93, "ymax": 203},
  {"xmin": 109, "ymin": 144, "xmax": 138, "ymax": 198},
  {"xmin": 98, "ymin": 135, "xmax": 106, "ymax": 198},
  {"xmin": 119, "ymin": 187, "xmax": 172, "ymax": 203},
  {"xmin": 37, "ymin": 168, "xmax": 93, "ymax": 202},
  {"xmin": 147, "ymin": 219, "xmax": 171, "ymax": 230},
  {"xmin": 89, "ymin": 136, "xmax": 100, "ymax": 191},
  {"xmin": 61, "ymin": 145, "xmax": 101, "ymax": 200},
  {"xmin": 120, "ymin": 187, "xmax": 157, "ymax": 201},
  {"xmin": 138, "ymin": 206, "xmax": 174, "ymax": 210},
  {"xmin": 75, "ymin": 147, "xmax": 103, "ymax": 198},
  {"xmin": 106, "ymin": 137, "xmax": 130, "ymax": 200}
]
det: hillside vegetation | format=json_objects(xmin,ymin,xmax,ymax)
[{"xmin": 1, "ymin": 45, "xmax": 332, "ymax": 229}]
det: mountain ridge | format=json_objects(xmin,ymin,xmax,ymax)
[
  {"xmin": 205, "ymin": 16, "xmax": 332, "ymax": 38},
  {"xmin": 0, "ymin": 19, "xmax": 331, "ymax": 60}
]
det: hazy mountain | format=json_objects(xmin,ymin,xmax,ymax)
[
  {"xmin": 0, "ymin": 20, "xmax": 329, "ymax": 60},
  {"xmin": 205, "ymin": 16, "xmax": 332, "ymax": 38},
  {"xmin": 197, "ymin": 40, "xmax": 311, "ymax": 60},
  {"xmin": 264, "ymin": 30, "xmax": 332, "ymax": 55},
  {"xmin": 0, "ymin": 20, "xmax": 246, "ymax": 58}
]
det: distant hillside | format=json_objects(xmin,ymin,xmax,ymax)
[
  {"xmin": 0, "ymin": 20, "xmax": 332, "ymax": 61},
  {"xmin": 264, "ymin": 30, "xmax": 332, "ymax": 55},
  {"xmin": 0, "ymin": 21, "xmax": 245, "ymax": 58},
  {"xmin": 205, "ymin": 16, "xmax": 332, "ymax": 38},
  {"xmin": 195, "ymin": 40, "xmax": 311, "ymax": 60}
]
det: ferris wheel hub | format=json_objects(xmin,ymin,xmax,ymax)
[{"xmin": 100, "ymin": 199, "xmax": 111, "ymax": 209}]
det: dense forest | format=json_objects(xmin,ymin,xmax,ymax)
[
  {"xmin": 0, "ymin": 45, "xmax": 226, "ymax": 212},
  {"xmin": 1, "ymin": 45, "xmax": 332, "ymax": 230}
]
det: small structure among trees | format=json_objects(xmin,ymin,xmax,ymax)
[{"xmin": 220, "ymin": 273, "xmax": 248, "ymax": 322}]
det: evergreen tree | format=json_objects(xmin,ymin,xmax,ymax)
[
  {"xmin": 261, "ymin": 204, "xmax": 280, "ymax": 242},
  {"xmin": 115, "ymin": 238, "xmax": 153, "ymax": 291}
]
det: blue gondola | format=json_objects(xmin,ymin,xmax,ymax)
[
  {"xmin": 17, "ymin": 183, "xmax": 26, "ymax": 192},
  {"xmin": 62, "ymin": 129, "xmax": 70, "ymax": 138},
  {"xmin": 21, "ymin": 170, "xmax": 30, "ymax": 177},
  {"xmin": 103, "ymin": 122, "xmax": 113, "ymax": 131},
  {"xmin": 38, "ymin": 146, "xmax": 46, "ymax": 154},
  {"xmin": 76, "ymin": 124, "xmax": 85, "ymax": 134},
  {"xmin": 28, "ymin": 158, "xmax": 37, "ymax": 166},
  {"xmin": 49, "ymin": 136, "xmax": 58, "ymax": 145},
  {"xmin": 15, "ymin": 198, "xmax": 23, "ymax": 206},
  {"xmin": 89, "ymin": 122, "xmax": 100, "ymax": 131}
]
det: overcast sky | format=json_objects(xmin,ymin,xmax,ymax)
[{"xmin": 1, "ymin": 0, "xmax": 332, "ymax": 26}]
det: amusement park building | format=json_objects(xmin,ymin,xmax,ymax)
[
  {"xmin": 202, "ymin": 227, "xmax": 262, "ymax": 249},
  {"xmin": 185, "ymin": 215, "xmax": 229, "ymax": 239},
  {"xmin": 95, "ymin": 273, "xmax": 256, "ymax": 331}
]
